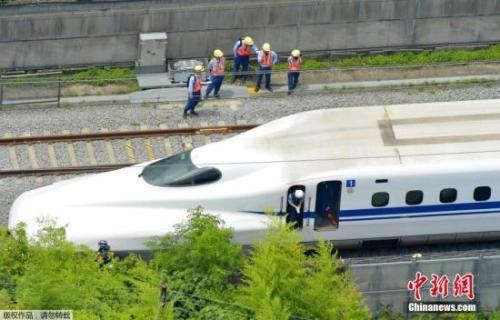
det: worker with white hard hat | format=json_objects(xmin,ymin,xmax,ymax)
[
  {"xmin": 287, "ymin": 49, "xmax": 302, "ymax": 95},
  {"xmin": 255, "ymin": 42, "xmax": 278, "ymax": 93},
  {"xmin": 287, "ymin": 189, "xmax": 305, "ymax": 229},
  {"xmin": 183, "ymin": 65, "xmax": 205, "ymax": 119},
  {"xmin": 205, "ymin": 49, "xmax": 226, "ymax": 99},
  {"xmin": 232, "ymin": 36, "xmax": 258, "ymax": 82}
]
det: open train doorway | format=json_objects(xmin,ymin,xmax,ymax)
[
  {"xmin": 314, "ymin": 181, "xmax": 342, "ymax": 230},
  {"xmin": 286, "ymin": 185, "xmax": 305, "ymax": 229}
]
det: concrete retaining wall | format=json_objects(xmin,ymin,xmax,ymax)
[{"xmin": 0, "ymin": 0, "xmax": 499, "ymax": 69}]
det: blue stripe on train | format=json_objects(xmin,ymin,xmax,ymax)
[
  {"xmin": 341, "ymin": 201, "xmax": 500, "ymax": 217},
  {"xmin": 340, "ymin": 209, "xmax": 500, "ymax": 222},
  {"xmin": 241, "ymin": 201, "xmax": 500, "ymax": 220}
]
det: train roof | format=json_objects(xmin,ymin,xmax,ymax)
[{"xmin": 192, "ymin": 99, "xmax": 500, "ymax": 169}]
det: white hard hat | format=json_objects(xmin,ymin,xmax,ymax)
[
  {"xmin": 243, "ymin": 36, "xmax": 254, "ymax": 46},
  {"xmin": 294, "ymin": 190, "xmax": 304, "ymax": 199},
  {"xmin": 291, "ymin": 49, "xmax": 301, "ymax": 58},
  {"xmin": 213, "ymin": 49, "xmax": 224, "ymax": 58},
  {"xmin": 262, "ymin": 43, "xmax": 271, "ymax": 52},
  {"xmin": 194, "ymin": 65, "xmax": 205, "ymax": 73}
]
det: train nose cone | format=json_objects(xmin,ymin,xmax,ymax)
[
  {"xmin": 9, "ymin": 191, "xmax": 40, "ymax": 235},
  {"xmin": 9, "ymin": 185, "xmax": 63, "ymax": 237}
]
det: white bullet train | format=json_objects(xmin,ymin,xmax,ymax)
[{"xmin": 9, "ymin": 99, "xmax": 500, "ymax": 252}]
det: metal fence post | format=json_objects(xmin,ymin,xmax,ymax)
[
  {"xmin": 474, "ymin": 254, "xmax": 482, "ymax": 310},
  {"xmin": 57, "ymin": 75, "xmax": 62, "ymax": 107}
]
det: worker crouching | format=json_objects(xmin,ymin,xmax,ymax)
[{"xmin": 255, "ymin": 43, "xmax": 278, "ymax": 93}]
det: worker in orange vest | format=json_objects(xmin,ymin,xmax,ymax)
[
  {"xmin": 183, "ymin": 65, "xmax": 204, "ymax": 119},
  {"xmin": 232, "ymin": 36, "xmax": 258, "ymax": 82},
  {"xmin": 205, "ymin": 49, "xmax": 225, "ymax": 99},
  {"xmin": 287, "ymin": 49, "xmax": 302, "ymax": 95},
  {"xmin": 255, "ymin": 43, "xmax": 278, "ymax": 93}
]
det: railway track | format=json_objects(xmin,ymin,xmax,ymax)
[{"xmin": 0, "ymin": 123, "xmax": 258, "ymax": 177}]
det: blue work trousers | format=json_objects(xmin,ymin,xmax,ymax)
[
  {"xmin": 183, "ymin": 92, "xmax": 201, "ymax": 114},
  {"xmin": 256, "ymin": 66, "xmax": 271, "ymax": 88},
  {"xmin": 205, "ymin": 75, "xmax": 225, "ymax": 95},
  {"xmin": 288, "ymin": 72, "xmax": 300, "ymax": 91},
  {"xmin": 233, "ymin": 55, "xmax": 250, "ymax": 79}
]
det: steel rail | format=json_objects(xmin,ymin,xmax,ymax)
[
  {"xmin": 0, "ymin": 164, "xmax": 130, "ymax": 177},
  {"xmin": 0, "ymin": 124, "xmax": 258, "ymax": 145}
]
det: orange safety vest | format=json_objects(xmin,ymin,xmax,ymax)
[
  {"xmin": 211, "ymin": 58, "xmax": 225, "ymax": 75},
  {"xmin": 237, "ymin": 44, "xmax": 252, "ymax": 57},
  {"xmin": 193, "ymin": 76, "xmax": 202, "ymax": 93},
  {"xmin": 260, "ymin": 52, "xmax": 272, "ymax": 67},
  {"xmin": 288, "ymin": 57, "xmax": 301, "ymax": 71}
]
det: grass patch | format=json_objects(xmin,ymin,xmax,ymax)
[
  {"xmin": 1, "ymin": 67, "xmax": 139, "ymax": 97},
  {"xmin": 333, "ymin": 45, "xmax": 500, "ymax": 68},
  {"xmin": 226, "ymin": 44, "xmax": 500, "ymax": 76}
]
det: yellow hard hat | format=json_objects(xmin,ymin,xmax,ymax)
[
  {"xmin": 213, "ymin": 49, "xmax": 224, "ymax": 58},
  {"xmin": 262, "ymin": 43, "xmax": 271, "ymax": 52},
  {"xmin": 291, "ymin": 49, "xmax": 301, "ymax": 58},
  {"xmin": 243, "ymin": 36, "xmax": 254, "ymax": 46},
  {"xmin": 194, "ymin": 65, "xmax": 205, "ymax": 73}
]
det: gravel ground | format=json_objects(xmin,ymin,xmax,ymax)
[{"xmin": 1, "ymin": 83, "xmax": 500, "ymax": 227}]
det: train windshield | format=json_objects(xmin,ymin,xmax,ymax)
[{"xmin": 140, "ymin": 150, "xmax": 222, "ymax": 187}]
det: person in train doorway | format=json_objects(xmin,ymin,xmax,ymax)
[
  {"xmin": 255, "ymin": 43, "xmax": 278, "ymax": 93},
  {"xmin": 287, "ymin": 189, "xmax": 305, "ymax": 229},
  {"xmin": 232, "ymin": 36, "xmax": 258, "ymax": 83},
  {"xmin": 183, "ymin": 65, "xmax": 205, "ymax": 119},
  {"xmin": 205, "ymin": 49, "xmax": 225, "ymax": 99},
  {"xmin": 287, "ymin": 49, "xmax": 302, "ymax": 95}
]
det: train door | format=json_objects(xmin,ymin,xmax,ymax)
[
  {"xmin": 314, "ymin": 181, "xmax": 342, "ymax": 230},
  {"xmin": 286, "ymin": 185, "xmax": 306, "ymax": 228}
]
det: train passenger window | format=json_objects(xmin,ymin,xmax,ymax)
[
  {"xmin": 372, "ymin": 192, "xmax": 389, "ymax": 207},
  {"xmin": 440, "ymin": 188, "xmax": 457, "ymax": 203},
  {"xmin": 474, "ymin": 186, "xmax": 491, "ymax": 201},
  {"xmin": 406, "ymin": 190, "xmax": 423, "ymax": 205}
]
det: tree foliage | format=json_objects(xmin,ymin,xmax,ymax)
[
  {"xmin": 0, "ymin": 221, "xmax": 163, "ymax": 319},
  {"xmin": 148, "ymin": 206, "xmax": 246, "ymax": 319},
  {"xmin": 236, "ymin": 217, "xmax": 370, "ymax": 320}
]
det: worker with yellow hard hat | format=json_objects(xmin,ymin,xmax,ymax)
[
  {"xmin": 205, "ymin": 49, "xmax": 225, "ymax": 99},
  {"xmin": 232, "ymin": 36, "xmax": 258, "ymax": 82},
  {"xmin": 255, "ymin": 42, "xmax": 278, "ymax": 93},
  {"xmin": 183, "ymin": 64, "xmax": 205, "ymax": 119},
  {"xmin": 287, "ymin": 49, "xmax": 302, "ymax": 95}
]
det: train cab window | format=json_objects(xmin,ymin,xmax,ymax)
[
  {"xmin": 372, "ymin": 192, "xmax": 389, "ymax": 207},
  {"xmin": 140, "ymin": 150, "xmax": 222, "ymax": 187},
  {"xmin": 440, "ymin": 188, "xmax": 457, "ymax": 203},
  {"xmin": 474, "ymin": 186, "xmax": 491, "ymax": 201},
  {"xmin": 406, "ymin": 190, "xmax": 423, "ymax": 205}
]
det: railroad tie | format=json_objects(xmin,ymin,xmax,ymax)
[
  {"xmin": 140, "ymin": 125, "xmax": 156, "ymax": 161},
  {"xmin": 159, "ymin": 124, "xmax": 173, "ymax": 156},
  {"xmin": 200, "ymin": 121, "xmax": 212, "ymax": 145},
  {"xmin": 81, "ymin": 128, "xmax": 97, "ymax": 165},
  {"xmin": 120, "ymin": 126, "xmax": 136, "ymax": 163},
  {"xmin": 178, "ymin": 123, "xmax": 193, "ymax": 150},
  {"xmin": 4, "ymin": 134, "xmax": 20, "ymax": 170},
  {"xmin": 100, "ymin": 128, "xmax": 117, "ymax": 165},
  {"xmin": 43, "ymin": 130, "xmax": 59, "ymax": 168},
  {"xmin": 23, "ymin": 132, "xmax": 40, "ymax": 170},
  {"xmin": 63, "ymin": 130, "xmax": 79, "ymax": 167}
]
